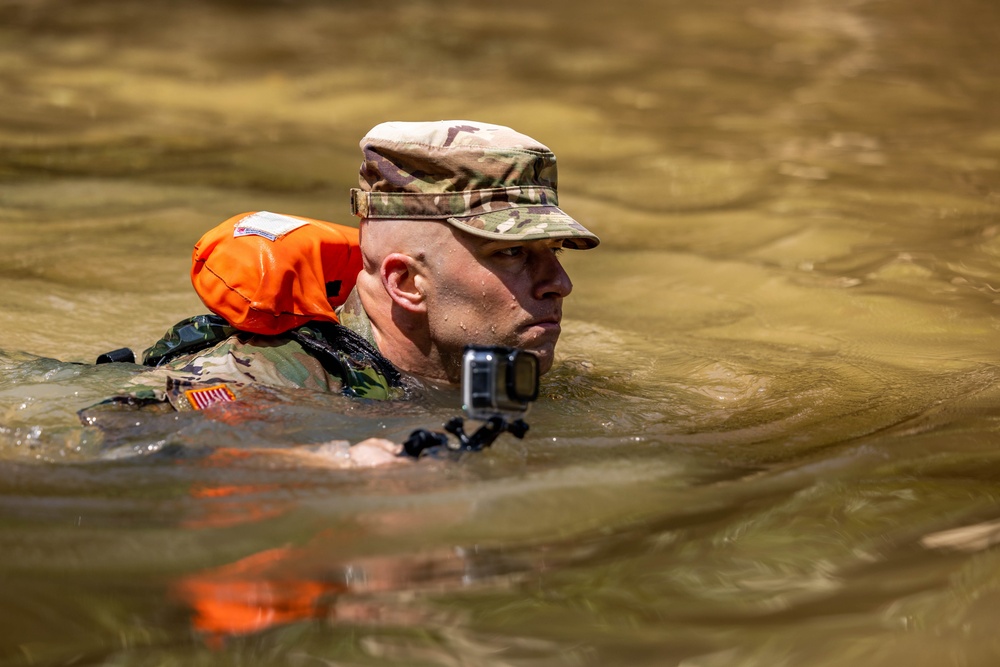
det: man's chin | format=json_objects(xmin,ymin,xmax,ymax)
[
  {"xmin": 535, "ymin": 351, "xmax": 555, "ymax": 376},
  {"xmin": 521, "ymin": 340, "xmax": 557, "ymax": 376}
]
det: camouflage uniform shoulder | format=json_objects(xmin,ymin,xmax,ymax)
[
  {"xmin": 139, "ymin": 310, "xmax": 404, "ymax": 400},
  {"xmin": 289, "ymin": 321, "xmax": 403, "ymax": 400}
]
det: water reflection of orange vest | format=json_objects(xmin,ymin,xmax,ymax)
[
  {"xmin": 192, "ymin": 211, "xmax": 363, "ymax": 335},
  {"xmin": 172, "ymin": 449, "xmax": 347, "ymax": 647},
  {"xmin": 173, "ymin": 546, "xmax": 347, "ymax": 647},
  {"xmin": 171, "ymin": 453, "xmax": 463, "ymax": 646}
]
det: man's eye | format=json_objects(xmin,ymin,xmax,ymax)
[{"xmin": 496, "ymin": 246, "xmax": 524, "ymax": 257}]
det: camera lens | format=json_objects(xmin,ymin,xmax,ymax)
[{"xmin": 507, "ymin": 350, "xmax": 539, "ymax": 402}]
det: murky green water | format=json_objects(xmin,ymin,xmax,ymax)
[{"xmin": 3, "ymin": 0, "xmax": 1000, "ymax": 664}]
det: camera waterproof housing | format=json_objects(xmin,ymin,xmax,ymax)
[{"xmin": 461, "ymin": 345, "xmax": 539, "ymax": 420}]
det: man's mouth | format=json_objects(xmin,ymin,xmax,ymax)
[{"xmin": 523, "ymin": 315, "xmax": 562, "ymax": 333}]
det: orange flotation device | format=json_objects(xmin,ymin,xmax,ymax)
[{"xmin": 191, "ymin": 211, "xmax": 362, "ymax": 335}]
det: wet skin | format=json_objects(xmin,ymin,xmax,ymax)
[{"xmin": 420, "ymin": 227, "xmax": 574, "ymax": 377}]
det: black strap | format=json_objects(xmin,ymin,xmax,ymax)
[
  {"xmin": 288, "ymin": 321, "xmax": 403, "ymax": 388},
  {"xmin": 95, "ymin": 347, "xmax": 136, "ymax": 364}
]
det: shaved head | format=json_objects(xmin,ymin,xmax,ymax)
[{"xmin": 360, "ymin": 219, "xmax": 435, "ymax": 273}]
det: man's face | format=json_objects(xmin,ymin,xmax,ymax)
[{"xmin": 421, "ymin": 226, "xmax": 574, "ymax": 378}]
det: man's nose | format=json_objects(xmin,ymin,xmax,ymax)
[{"xmin": 533, "ymin": 250, "xmax": 574, "ymax": 300}]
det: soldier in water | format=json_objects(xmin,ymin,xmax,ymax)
[{"xmin": 83, "ymin": 120, "xmax": 600, "ymax": 463}]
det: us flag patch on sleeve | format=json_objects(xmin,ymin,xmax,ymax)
[{"xmin": 185, "ymin": 384, "xmax": 236, "ymax": 410}]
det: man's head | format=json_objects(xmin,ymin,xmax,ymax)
[{"xmin": 351, "ymin": 120, "xmax": 599, "ymax": 382}]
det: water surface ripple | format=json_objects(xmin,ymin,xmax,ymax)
[{"xmin": 2, "ymin": 0, "xmax": 1000, "ymax": 664}]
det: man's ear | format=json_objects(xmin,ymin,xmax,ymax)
[{"xmin": 380, "ymin": 253, "xmax": 426, "ymax": 313}]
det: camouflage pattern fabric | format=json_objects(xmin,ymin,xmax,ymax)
[
  {"xmin": 288, "ymin": 318, "xmax": 402, "ymax": 400},
  {"xmin": 90, "ymin": 332, "xmax": 339, "ymax": 413},
  {"xmin": 336, "ymin": 283, "xmax": 376, "ymax": 346},
  {"xmin": 142, "ymin": 314, "xmax": 238, "ymax": 367},
  {"xmin": 350, "ymin": 120, "xmax": 600, "ymax": 250},
  {"xmin": 82, "ymin": 289, "xmax": 403, "ymax": 417}
]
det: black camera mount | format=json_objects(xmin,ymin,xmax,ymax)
[{"xmin": 402, "ymin": 415, "xmax": 529, "ymax": 458}]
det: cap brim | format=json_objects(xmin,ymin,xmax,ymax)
[{"xmin": 444, "ymin": 205, "xmax": 599, "ymax": 250}]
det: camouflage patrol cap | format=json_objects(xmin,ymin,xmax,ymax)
[{"xmin": 350, "ymin": 120, "xmax": 599, "ymax": 249}]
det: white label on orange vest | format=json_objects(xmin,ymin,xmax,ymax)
[{"xmin": 233, "ymin": 211, "xmax": 308, "ymax": 242}]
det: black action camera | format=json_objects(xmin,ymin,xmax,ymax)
[{"xmin": 462, "ymin": 345, "xmax": 539, "ymax": 420}]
